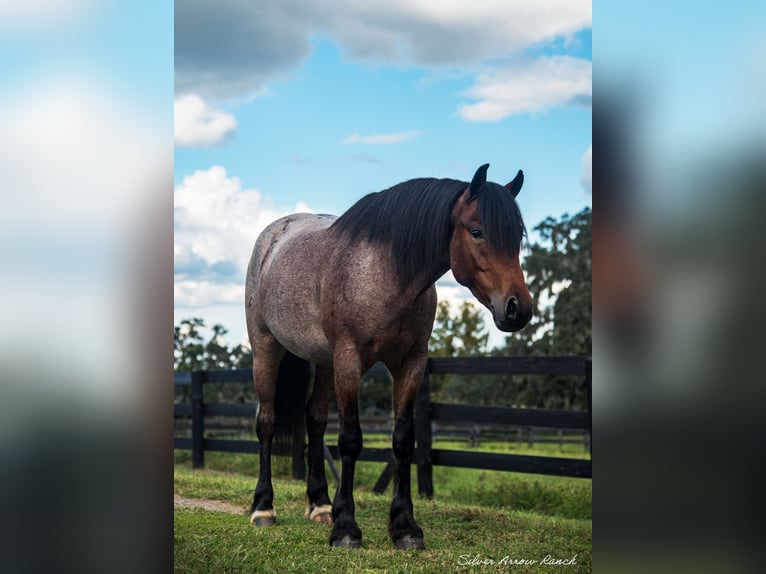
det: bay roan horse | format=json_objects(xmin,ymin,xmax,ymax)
[{"xmin": 245, "ymin": 163, "xmax": 532, "ymax": 549}]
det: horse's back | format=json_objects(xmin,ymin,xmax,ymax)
[
  {"xmin": 246, "ymin": 213, "xmax": 337, "ymax": 363},
  {"xmin": 247, "ymin": 213, "xmax": 335, "ymax": 281}
]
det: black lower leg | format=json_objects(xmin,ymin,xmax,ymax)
[
  {"xmin": 329, "ymin": 410, "xmax": 363, "ymax": 547},
  {"xmin": 389, "ymin": 409, "xmax": 424, "ymax": 549},
  {"xmin": 306, "ymin": 413, "xmax": 332, "ymax": 512},
  {"xmin": 251, "ymin": 407, "xmax": 276, "ymax": 524},
  {"xmin": 305, "ymin": 369, "xmax": 333, "ymax": 516}
]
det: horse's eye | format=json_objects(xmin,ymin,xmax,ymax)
[{"xmin": 470, "ymin": 229, "xmax": 483, "ymax": 239}]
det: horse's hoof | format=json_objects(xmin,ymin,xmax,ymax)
[
  {"xmin": 331, "ymin": 535, "xmax": 362, "ymax": 549},
  {"xmin": 250, "ymin": 509, "xmax": 276, "ymax": 527},
  {"xmin": 313, "ymin": 512, "xmax": 333, "ymax": 525},
  {"xmin": 395, "ymin": 535, "xmax": 425, "ymax": 550},
  {"xmin": 306, "ymin": 504, "xmax": 333, "ymax": 525}
]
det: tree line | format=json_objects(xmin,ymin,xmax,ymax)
[{"xmin": 175, "ymin": 207, "xmax": 591, "ymax": 410}]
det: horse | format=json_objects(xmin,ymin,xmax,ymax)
[{"xmin": 245, "ymin": 163, "xmax": 532, "ymax": 549}]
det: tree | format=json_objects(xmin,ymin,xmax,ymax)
[
  {"xmin": 174, "ymin": 317, "xmax": 206, "ymax": 372},
  {"xmin": 506, "ymin": 207, "xmax": 592, "ymax": 356},
  {"xmin": 174, "ymin": 318, "xmax": 254, "ymax": 371},
  {"xmin": 174, "ymin": 318, "xmax": 256, "ymax": 403},
  {"xmin": 230, "ymin": 343, "xmax": 253, "ymax": 370},
  {"xmin": 497, "ymin": 207, "xmax": 592, "ymax": 409},
  {"xmin": 429, "ymin": 301, "xmax": 489, "ymax": 357}
]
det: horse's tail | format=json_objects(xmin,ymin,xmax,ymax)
[{"xmin": 273, "ymin": 351, "xmax": 309, "ymax": 480}]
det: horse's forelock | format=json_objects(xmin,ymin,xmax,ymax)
[{"xmin": 477, "ymin": 182, "xmax": 526, "ymax": 255}]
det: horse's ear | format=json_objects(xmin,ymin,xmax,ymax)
[
  {"xmin": 506, "ymin": 170, "xmax": 524, "ymax": 197},
  {"xmin": 469, "ymin": 163, "xmax": 490, "ymax": 200}
]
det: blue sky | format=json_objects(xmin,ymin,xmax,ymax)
[{"xmin": 173, "ymin": 1, "xmax": 592, "ymax": 349}]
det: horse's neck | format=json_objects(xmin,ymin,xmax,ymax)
[{"xmin": 397, "ymin": 249, "xmax": 451, "ymax": 301}]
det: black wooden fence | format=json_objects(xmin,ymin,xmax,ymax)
[{"xmin": 174, "ymin": 356, "xmax": 591, "ymax": 498}]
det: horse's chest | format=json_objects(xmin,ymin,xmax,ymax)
[{"xmin": 327, "ymin": 279, "xmax": 437, "ymax": 354}]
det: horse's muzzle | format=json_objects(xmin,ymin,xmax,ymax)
[{"xmin": 492, "ymin": 296, "xmax": 533, "ymax": 332}]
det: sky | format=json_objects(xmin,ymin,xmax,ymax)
[{"xmin": 173, "ymin": 1, "xmax": 593, "ymax": 351}]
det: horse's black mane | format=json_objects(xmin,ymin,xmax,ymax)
[{"xmin": 329, "ymin": 177, "xmax": 525, "ymax": 284}]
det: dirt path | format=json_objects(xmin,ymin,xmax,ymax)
[{"xmin": 174, "ymin": 494, "xmax": 247, "ymax": 515}]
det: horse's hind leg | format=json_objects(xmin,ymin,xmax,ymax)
[
  {"xmin": 249, "ymin": 334, "xmax": 285, "ymax": 526},
  {"xmin": 387, "ymin": 352, "xmax": 427, "ymax": 550},
  {"xmin": 304, "ymin": 364, "xmax": 334, "ymax": 524}
]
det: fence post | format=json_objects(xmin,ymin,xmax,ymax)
[
  {"xmin": 415, "ymin": 365, "xmax": 434, "ymax": 499},
  {"xmin": 372, "ymin": 458, "xmax": 395, "ymax": 495},
  {"xmin": 323, "ymin": 444, "xmax": 340, "ymax": 484},
  {"xmin": 190, "ymin": 371, "xmax": 205, "ymax": 469},
  {"xmin": 585, "ymin": 356, "xmax": 592, "ymax": 455}
]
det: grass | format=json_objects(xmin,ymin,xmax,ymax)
[
  {"xmin": 174, "ymin": 438, "xmax": 591, "ymax": 573},
  {"xmin": 174, "ymin": 436, "xmax": 591, "ymax": 521},
  {"xmin": 365, "ymin": 434, "xmax": 591, "ymax": 459},
  {"xmin": 174, "ymin": 467, "xmax": 591, "ymax": 573}
]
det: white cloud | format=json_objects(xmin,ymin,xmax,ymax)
[
  {"xmin": 581, "ymin": 144, "xmax": 592, "ymax": 193},
  {"xmin": 174, "ymin": 94, "xmax": 237, "ymax": 147},
  {"xmin": 321, "ymin": 0, "xmax": 591, "ymax": 66},
  {"xmin": 175, "ymin": 0, "xmax": 591, "ymax": 100},
  {"xmin": 174, "ymin": 166, "xmax": 313, "ymax": 308},
  {"xmin": 342, "ymin": 130, "xmax": 422, "ymax": 144},
  {"xmin": 174, "ymin": 0, "xmax": 313, "ymax": 100},
  {"xmin": 458, "ymin": 56, "xmax": 592, "ymax": 121},
  {"xmin": 174, "ymin": 281, "xmax": 245, "ymax": 308}
]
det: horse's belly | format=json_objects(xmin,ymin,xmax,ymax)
[
  {"xmin": 262, "ymin": 273, "xmax": 332, "ymax": 363},
  {"xmin": 269, "ymin": 321, "xmax": 333, "ymax": 364}
]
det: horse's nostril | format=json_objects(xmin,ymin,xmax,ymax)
[{"xmin": 506, "ymin": 297, "xmax": 519, "ymax": 319}]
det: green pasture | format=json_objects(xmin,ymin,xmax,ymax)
[{"xmin": 174, "ymin": 438, "xmax": 591, "ymax": 573}]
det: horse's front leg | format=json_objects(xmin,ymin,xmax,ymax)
[
  {"xmin": 388, "ymin": 351, "xmax": 427, "ymax": 550},
  {"xmin": 329, "ymin": 347, "xmax": 364, "ymax": 548}
]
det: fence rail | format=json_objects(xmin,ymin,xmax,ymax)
[{"xmin": 173, "ymin": 355, "xmax": 592, "ymax": 496}]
